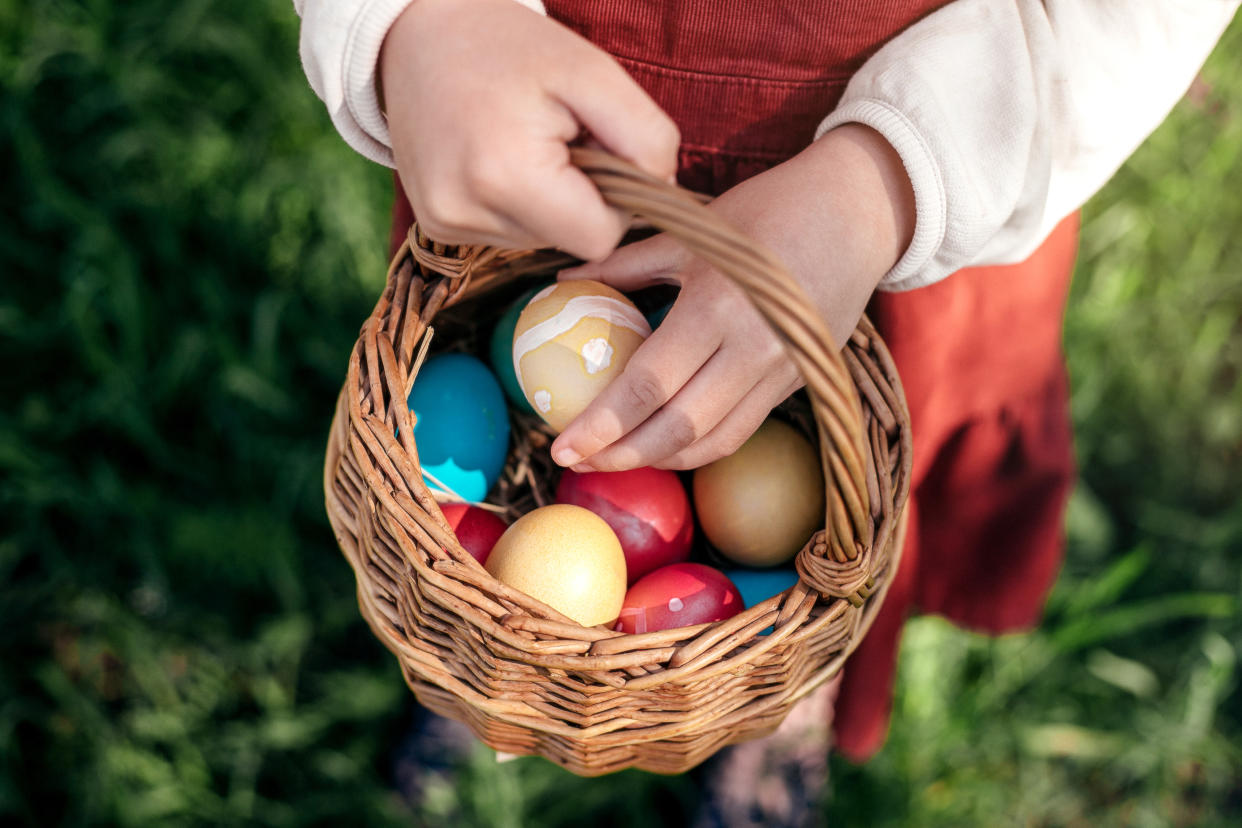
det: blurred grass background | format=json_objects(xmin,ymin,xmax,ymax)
[{"xmin": 1, "ymin": 2, "xmax": 1238, "ymax": 825}]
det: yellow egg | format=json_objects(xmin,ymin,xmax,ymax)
[
  {"xmin": 485, "ymin": 504, "xmax": 627, "ymax": 627},
  {"xmin": 692, "ymin": 419, "xmax": 826, "ymax": 567},
  {"xmin": 512, "ymin": 280, "xmax": 651, "ymax": 432}
]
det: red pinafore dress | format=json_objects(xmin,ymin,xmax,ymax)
[{"xmin": 391, "ymin": 0, "xmax": 1078, "ymax": 762}]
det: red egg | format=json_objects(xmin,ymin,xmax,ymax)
[
  {"xmin": 555, "ymin": 467, "xmax": 693, "ymax": 584},
  {"xmin": 615, "ymin": 563, "xmax": 743, "ymax": 635},
  {"xmin": 440, "ymin": 502, "xmax": 508, "ymax": 565}
]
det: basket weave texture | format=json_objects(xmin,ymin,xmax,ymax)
[{"xmin": 323, "ymin": 150, "xmax": 912, "ymax": 776}]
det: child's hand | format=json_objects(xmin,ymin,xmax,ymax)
[
  {"xmin": 550, "ymin": 124, "xmax": 916, "ymax": 472},
  {"xmin": 380, "ymin": 0, "xmax": 679, "ymax": 261}
]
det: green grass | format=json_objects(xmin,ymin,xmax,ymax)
[{"xmin": 1, "ymin": 2, "xmax": 1239, "ymax": 825}]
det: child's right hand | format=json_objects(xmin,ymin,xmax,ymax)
[{"xmin": 380, "ymin": 0, "xmax": 680, "ymax": 261}]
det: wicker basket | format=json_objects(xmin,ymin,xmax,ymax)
[{"xmin": 323, "ymin": 149, "xmax": 912, "ymax": 776}]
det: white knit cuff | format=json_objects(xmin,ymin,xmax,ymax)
[
  {"xmin": 342, "ymin": 0, "xmax": 549, "ymax": 168},
  {"xmin": 340, "ymin": 0, "xmax": 414, "ymax": 166},
  {"xmin": 816, "ymin": 99, "xmax": 947, "ymax": 293}
]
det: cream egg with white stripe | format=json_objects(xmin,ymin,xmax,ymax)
[{"xmin": 512, "ymin": 280, "xmax": 651, "ymax": 433}]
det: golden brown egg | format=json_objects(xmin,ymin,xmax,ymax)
[
  {"xmin": 512, "ymin": 280, "xmax": 651, "ymax": 432},
  {"xmin": 484, "ymin": 504, "xmax": 627, "ymax": 627},
  {"xmin": 692, "ymin": 419, "xmax": 826, "ymax": 567}
]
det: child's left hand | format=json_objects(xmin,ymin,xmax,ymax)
[{"xmin": 550, "ymin": 124, "xmax": 915, "ymax": 472}]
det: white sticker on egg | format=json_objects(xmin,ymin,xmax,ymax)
[
  {"xmin": 668, "ymin": 597, "xmax": 684, "ymax": 612},
  {"xmin": 581, "ymin": 338, "xmax": 614, "ymax": 375},
  {"xmin": 533, "ymin": 389, "xmax": 552, "ymax": 413}
]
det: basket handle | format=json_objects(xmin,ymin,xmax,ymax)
[{"xmin": 569, "ymin": 148, "xmax": 874, "ymax": 572}]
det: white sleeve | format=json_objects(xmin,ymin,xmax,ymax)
[
  {"xmin": 294, "ymin": 0, "xmax": 548, "ymax": 168},
  {"xmin": 816, "ymin": 1, "xmax": 1239, "ymax": 292}
]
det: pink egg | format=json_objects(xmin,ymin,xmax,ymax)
[
  {"xmin": 556, "ymin": 467, "xmax": 693, "ymax": 584},
  {"xmin": 615, "ymin": 563, "xmax": 743, "ymax": 635},
  {"xmin": 440, "ymin": 502, "xmax": 508, "ymax": 565}
]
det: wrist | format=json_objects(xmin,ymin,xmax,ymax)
[
  {"xmin": 803, "ymin": 123, "xmax": 916, "ymax": 282},
  {"xmin": 714, "ymin": 123, "xmax": 915, "ymax": 346},
  {"xmin": 815, "ymin": 100, "xmax": 946, "ymax": 291}
]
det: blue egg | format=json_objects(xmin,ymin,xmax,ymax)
[
  {"xmin": 405, "ymin": 353, "xmax": 510, "ymax": 502},
  {"xmin": 727, "ymin": 568, "xmax": 801, "ymax": 608},
  {"xmin": 723, "ymin": 568, "xmax": 801, "ymax": 635}
]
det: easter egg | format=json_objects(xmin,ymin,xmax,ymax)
[
  {"xmin": 485, "ymin": 504, "xmax": 627, "ymax": 627},
  {"xmin": 405, "ymin": 353, "xmax": 510, "ymax": 502},
  {"xmin": 439, "ymin": 502, "xmax": 508, "ymax": 565},
  {"xmin": 693, "ymin": 419, "xmax": 825, "ymax": 567},
  {"xmin": 489, "ymin": 285, "xmax": 547, "ymax": 414},
  {"xmin": 725, "ymin": 568, "xmax": 801, "ymax": 609},
  {"xmin": 722, "ymin": 568, "xmax": 801, "ymax": 636},
  {"xmin": 555, "ymin": 467, "xmax": 693, "ymax": 584},
  {"xmin": 512, "ymin": 280, "xmax": 651, "ymax": 432},
  {"xmin": 615, "ymin": 563, "xmax": 743, "ymax": 635}
]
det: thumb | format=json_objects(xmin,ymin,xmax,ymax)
[{"xmin": 559, "ymin": 232, "xmax": 687, "ymax": 292}]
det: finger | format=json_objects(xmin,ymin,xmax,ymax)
[
  {"xmin": 575, "ymin": 134, "xmax": 676, "ymax": 185},
  {"xmin": 656, "ymin": 370, "xmax": 803, "ymax": 471},
  {"xmin": 411, "ymin": 199, "xmax": 547, "ymax": 251},
  {"xmin": 574, "ymin": 346, "xmax": 767, "ymax": 472},
  {"xmin": 559, "ymin": 232, "xmax": 686, "ymax": 291},
  {"xmin": 402, "ymin": 161, "xmax": 552, "ymax": 251},
  {"xmin": 549, "ymin": 304, "xmax": 720, "ymax": 467},
  {"xmin": 487, "ymin": 139, "xmax": 631, "ymax": 261},
  {"xmin": 549, "ymin": 53, "xmax": 680, "ymax": 182}
]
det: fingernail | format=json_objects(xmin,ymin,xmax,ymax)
[
  {"xmin": 570, "ymin": 463, "xmax": 595, "ymax": 474},
  {"xmin": 553, "ymin": 446, "xmax": 582, "ymax": 467}
]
